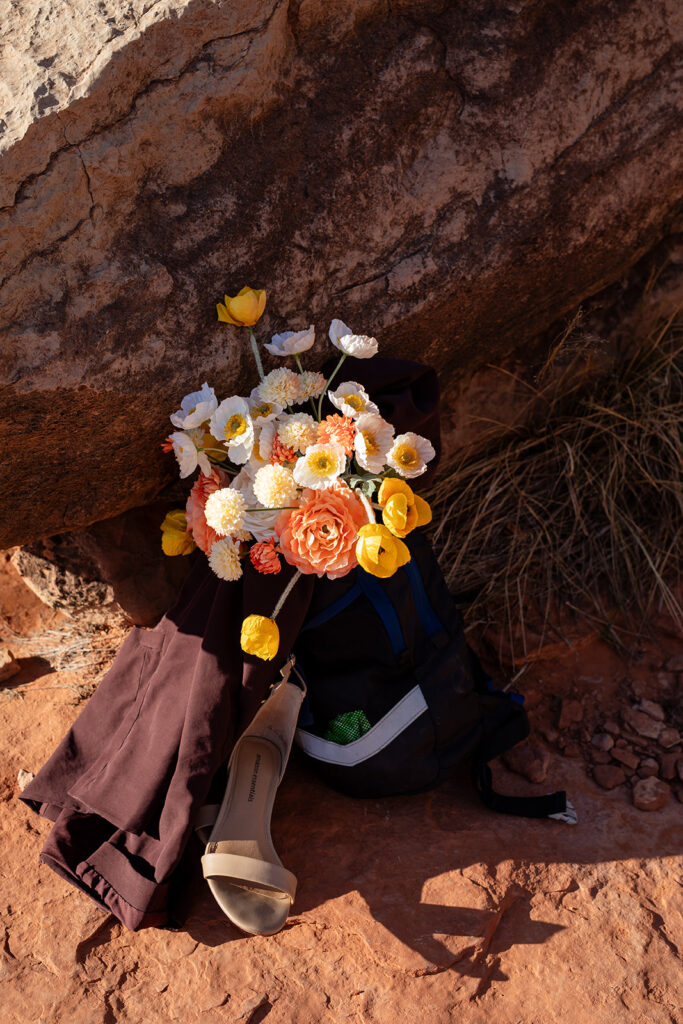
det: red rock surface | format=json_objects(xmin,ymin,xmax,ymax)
[{"xmin": 1, "ymin": 566, "xmax": 682, "ymax": 1023}]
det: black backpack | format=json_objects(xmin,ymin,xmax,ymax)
[{"xmin": 293, "ymin": 530, "xmax": 574, "ymax": 821}]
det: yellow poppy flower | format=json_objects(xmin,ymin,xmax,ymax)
[
  {"xmin": 377, "ymin": 478, "xmax": 432, "ymax": 538},
  {"xmin": 240, "ymin": 614, "xmax": 280, "ymax": 660},
  {"xmin": 217, "ymin": 286, "xmax": 267, "ymax": 327},
  {"xmin": 160, "ymin": 510, "xmax": 196, "ymax": 556},
  {"xmin": 356, "ymin": 524, "xmax": 411, "ymax": 578}
]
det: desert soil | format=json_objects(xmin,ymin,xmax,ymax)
[{"xmin": 0, "ymin": 552, "xmax": 681, "ymax": 1024}]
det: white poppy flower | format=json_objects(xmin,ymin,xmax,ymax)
[
  {"xmin": 232, "ymin": 464, "xmax": 282, "ymax": 542},
  {"xmin": 329, "ymin": 381, "xmax": 380, "ymax": 419},
  {"xmin": 170, "ymin": 382, "xmax": 218, "ymax": 429},
  {"xmin": 248, "ymin": 386, "xmax": 283, "ymax": 423},
  {"xmin": 293, "ymin": 442, "xmax": 346, "ymax": 490},
  {"xmin": 264, "ymin": 325, "xmax": 315, "ymax": 357},
  {"xmin": 329, "ymin": 319, "xmax": 378, "ymax": 359},
  {"xmin": 386, "ymin": 432, "xmax": 436, "ymax": 479},
  {"xmin": 170, "ymin": 430, "xmax": 211, "ymax": 478},
  {"xmin": 209, "ymin": 396, "xmax": 254, "ymax": 465},
  {"xmin": 354, "ymin": 413, "xmax": 395, "ymax": 474}
]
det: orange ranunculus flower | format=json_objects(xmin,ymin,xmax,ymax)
[
  {"xmin": 276, "ymin": 481, "xmax": 367, "ymax": 579},
  {"xmin": 377, "ymin": 478, "xmax": 432, "ymax": 539},
  {"xmin": 217, "ymin": 286, "xmax": 266, "ymax": 327},
  {"xmin": 185, "ymin": 468, "xmax": 229, "ymax": 555},
  {"xmin": 240, "ymin": 614, "xmax": 279, "ymax": 660},
  {"xmin": 356, "ymin": 523, "xmax": 410, "ymax": 578}
]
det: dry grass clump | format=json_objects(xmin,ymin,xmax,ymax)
[{"xmin": 428, "ymin": 315, "xmax": 682, "ymax": 669}]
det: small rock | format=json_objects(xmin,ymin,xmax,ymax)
[
  {"xmin": 632, "ymin": 776, "xmax": 670, "ymax": 811},
  {"xmin": 603, "ymin": 720, "xmax": 620, "ymax": 735},
  {"xmin": 665, "ymin": 654, "xmax": 683, "ymax": 672},
  {"xmin": 611, "ymin": 747, "xmax": 640, "ymax": 771},
  {"xmin": 558, "ymin": 699, "xmax": 584, "ymax": 729},
  {"xmin": 0, "ymin": 648, "xmax": 20, "ymax": 684},
  {"xmin": 591, "ymin": 749, "xmax": 612, "ymax": 764},
  {"xmin": 593, "ymin": 765, "xmax": 626, "ymax": 790},
  {"xmin": 622, "ymin": 708, "xmax": 663, "ymax": 740},
  {"xmin": 539, "ymin": 725, "xmax": 559, "ymax": 744},
  {"xmin": 591, "ymin": 733, "xmax": 614, "ymax": 752},
  {"xmin": 615, "ymin": 737, "xmax": 628, "ymax": 747},
  {"xmin": 677, "ymin": 758, "xmax": 683, "ymax": 783},
  {"xmin": 16, "ymin": 769, "xmax": 34, "ymax": 791},
  {"xmin": 638, "ymin": 758, "xmax": 659, "ymax": 778},
  {"xmin": 635, "ymin": 699, "xmax": 665, "ymax": 721},
  {"xmin": 655, "ymin": 671, "xmax": 676, "ymax": 691},
  {"xmin": 562, "ymin": 741, "xmax": 582, "ymax": 759},
  {"xmin": 502, "ymin": 742, "xmax": 551, "ymax": 783},
  {"xmin": 659, "ymin": 753, "xmax": 678, "ymax": 781},
  {"xmin": 658, "ymin": 727, "xmax": 681, "ymax": 749}
]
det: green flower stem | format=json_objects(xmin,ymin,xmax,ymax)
[
  {"xmin": 248, "ymin": 327, "xmax": 265, "ymax": 381},
  {"xmin": 244, "ymin": 506, "xmax": 298, "ymax": 511},
  {"xmin": 294, "ymin": 354, "xmax": 304, "ymax": 373},
  {"xmin": 317, "ymin": 352, "xmax": 347, "ymax": 420},
  {"xmin": 271, "ymin": 569, "xmax": 302, "ymax": 619}
]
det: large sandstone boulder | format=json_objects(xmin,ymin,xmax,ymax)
[{"xmin": 1, "ymin": 0, "xmax": 681, "ymax": 549}]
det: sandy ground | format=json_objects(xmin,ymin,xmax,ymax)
[{"xmin": 1, "ymin": 553, "xmax": 681, "ymax": 1024}]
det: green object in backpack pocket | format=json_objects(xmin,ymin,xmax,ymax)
[{"xmin": 324, "ymin": 710, "xmax": 372, "ymax": 745}]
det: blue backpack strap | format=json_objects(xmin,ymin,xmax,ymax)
[
  {"xmin": 299, "ymin": 582, "xmax": 362, "ymax": 633},
  {"xmin": 356, "ymin": 571, "xmax": 406, "ymax": 657},
  {"xmin": 402, "ymin": 557, "xmax": 449, "ymax": 647}
]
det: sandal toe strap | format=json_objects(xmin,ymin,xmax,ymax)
[{"xmin": 201, "ymin": 852, "xmax": 297, "ymax": 902}]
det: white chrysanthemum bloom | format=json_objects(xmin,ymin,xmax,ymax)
[
  {"xmin": 248, "ymin": 386, "xmax": 283, "ymax": 423},
  {"xmin": 232, "ymin": 464, "xmax": 282, "ymax": 541},
  {"xmin": 251, "ymin": 420, "xmax": 275, "ymax": 464},
  {"xmin": 277, "ymin": 413, "xmax": 318, "ymax": 453},
  {"xmin": 258, "ymin": 368, "xmax": 302, "ymax": 408},
  {"xmin": 293, "ymin": 442, "xmax": 346, "ymax": 490},
  {"xmin": 386, "ymin": 432, "xmax": 436, "ymax": 479},
  {"xmin": 298, "ymin": 370, "xmax": 327, "ymax": 400},
  {"xmin": 329, "ymin": 319, "xmax": 378, "ymax": 359},
  {"xmin": 209, "ymin": 396, "xmax": 254, "ymax": 465},
  {"xmin": 354, "ymin": 413, "xmax": 395, "ymax": 474},
  {"xmin": 208, "ymin": 537, "xmax": 243, "ymax": 581},
  {"xmin": 329, "ymin": 381, "xmax": 380, "ymax": 419},
  {"xmin": 253, "ymin": 464, "xmax": 299, "ymax": 508},
  {"xmin": 170, "ymin": 382, "xmax": 218, "ymax": 429},
  {"xmin": 264, "ymin": 325, "xmax": 315, "ymax": 357},
  {"xmin": 170, "ymin": 430, "xmax": 211, "ymax": 478},
  {"xmin": 204, "ymin": 487, "xmax": 247, "ymax": 537}
]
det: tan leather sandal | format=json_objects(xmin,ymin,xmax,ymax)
[{"xmin": 200, "ymin": 657, "xmax": 305, "ymax": 936}]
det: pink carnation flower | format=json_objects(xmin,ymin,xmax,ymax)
[
  {"xmin": 185, "ymin": 467, "xmax": 230, "ymax": 554},
  {"xmin": 276, "ymin": 481, "xmax": 368, "ymax": 579}
]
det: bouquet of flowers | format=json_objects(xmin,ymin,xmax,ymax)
[{"xmin": 161, "ymin": 286, "xmax": 435, "ymax": 660}]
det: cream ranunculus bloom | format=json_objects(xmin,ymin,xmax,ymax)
[
  {"xmin": 386, "ymin": 431, "xmax": 436, "ymax": 479},
  {"xmin": 329, "ymin": 319, "xmax": 378, "ymax": 359},
  {"xmin": 353, "ymin": 412, "xmax": 395, "ymax": 474},
  {"xmin": 209, "ymin": 396, "xmax": 254, "ymax": 465},
  {"xmin": 170, "ymin": 430, "xmax": 211, "ymax": 478},
  {"xmin": 232, "ymin": 463, "xmax": 282, "ymax": 542},
  {"xmin": 170, "ymin": 382, "xmax": 218, "ymax": 430},
  {"xmin": 203, "ymin": 487, "xmax": 247, "ymax": 537},
  {"xmin": 217, "ymin": 286, "xmax": 266, "ymax": 327},
  {"xmin": 293, "ymin": 442, "xmax": 346, "ymax": 490},
  {"xmin": 264, "ymin": 325, "xmax": 315, "ymax": 356},
  {"xmin": 208, "ymin": 537, "xmax": 243, "ymax": 581}
]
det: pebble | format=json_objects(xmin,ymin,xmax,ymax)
[
  {"xmin": 611, "ymin": 747, "xmax": 640, "ymax": 771},
  {"xmin": 635, "ymin": 699, "xmax": 665, "ymax": 721},
  {"xmin": 622, "ymin": 708, "xmax": 663, "ymax": 741},
  {"xmin": 615, "ymin": 737, "xmax": 628, "ymax": 748},
  {"xmin": 0, "ymin": 648, "xmax": 20, "ymax": 684},
  {"xmin": 638, "ymin": 758, "xmax": 659, "ymax": 778},
  {"xmin": 655, "ymin": 671, "xmax": 676, "ymax": 691},
  {"xmin": 632, "ymin": 776, "xmax": 670, "ymax": 812},
  {"xmin": 558, "ymin": 699, "xmax": 584, "ymax": 729},
  {"xmin": 502, "ymin": 742, "xmax": 550, "ymax": 784},
  {"xmin": 562, "ymin": 741, "xmax": 582, "ymax": 759},
  {"xmin": 591, "ymin": 749, "xmax": 612, "ymax": 764},
  {"xmin": 658, "ymin": 728, "xmax": 681, "ymax": 749},
  {"xmin": 16, "ymin": 769, "xmax": 34, "ymax": 792},
  {"xmin": 658, "ymin": 753, "xmax": 679, "ymax": 781},
  {"xmin": 591, "ymin": 733, "xmax": 614, "ymax": 752},
  {"xmin": 603, "ymin": 720, "xmax": 620, "ymax": 735},
  {"xmin": 593, "ymin": 765, "xmax": 626, "ymax": 790}
]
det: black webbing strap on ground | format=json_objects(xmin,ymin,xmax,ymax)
[{"xmin": 473, "ymin": 761, "xmax": 568, "ymax": 818}]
